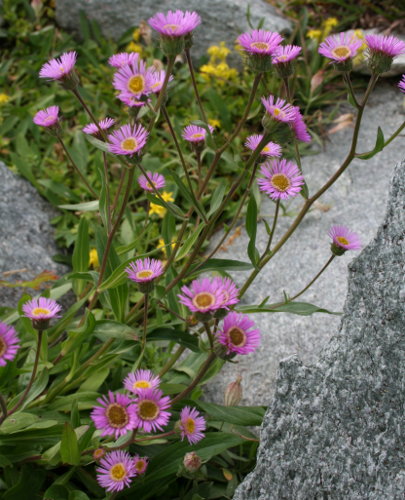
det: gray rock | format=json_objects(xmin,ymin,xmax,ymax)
[
  {"xmin": 0, "ymin": 163, "xmax": 67, "ymax": 308},
  {"xmin": 205, "ymin": 82, "xmax": 404, "ymax": 407},
  {"xmin": 55, "ymin": 0, "xmax": 291, "ymax": 61},
  {"xmin": 234, "ymin": 158, "xmax": 405, "ymax": 500}
]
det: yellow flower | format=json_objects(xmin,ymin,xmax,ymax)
[
  {"xmin": 322, "ymin": 17, "xmax": 339, "ymax": 40},
  {"xmin": 209, "ymin": 118, "xmax": 221, "ymax": 129},
  {"xmin": 126, "ymin": 41, "xmax": 143, "ymax": 55},
  {"xmin": 307, "ymin": 29, "xmax": 322, "ymax": 43},
  {"xmin": 0, "ymin": 93, "xmax": 10, "ymax": 105},
  {"xmin": 132, "ymin": 28, "xmax": 141, "ymax": 42},
  {"xmin": 207, "ymin": 42, "xmax": 231, "ymax": 62},
  {"xmin": 350, "ymin": 29, "xmax": 368, "ymax": 66},
  {"xmin": 158, "ymin": 238, "xmax": 176, "ymax": 257},
  {"xmin": 89, "ymin": 248, "xmax": 99, "ymax": 268},
  {"xmin": 149, "ymin": 191, "xmax": 174, "ymax": 218}
]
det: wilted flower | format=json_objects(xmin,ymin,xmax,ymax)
[
  {"xmin": 290, "ymin": 106, "xmax": 311, "ymax": 143},
  {"xmin": 0, "ymin": 322, "xmax": 20, "ymax": 366},
  {"xmin": 224, "ymin": 375, "xmax": 243, "ymax": 406},
  {"xmin": 96, "ymin": 450, "xmax": 136, "ymax": 492}
]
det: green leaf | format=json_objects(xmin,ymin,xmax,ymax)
[
  {"xmin": 148, "ymin": 327, "xmax": 199, "ymax": 352},
  {"xmin": 58, "ymin": 200, "xmax": 99, "ymax": 211},
  {"xmin": 72, "ymin": 218, "xmax": 90, "ymax": 295},
  {"xmin": 93, "ymin": 320, "xmax": 135, "ymax": 340},
  {"xmin": 169, "ymin": 170, "xmax": 207, "ymax": 222},
  {"xmin": 246, "ymin": 196, "xmax": 260, "ymax": 268},
  {"xmin": 196, "ymin": 400, "xmax": 266, "ymax": 426},
  {"xmin": 190, "ymin": 258, "xmax": 253, "ymax": 275},
  {"xmin": 357, "ymin": 127, "xmax": 385, "ymax": 160},
  {"xmin": 207, "ymin": 181, "xmax": 226, "ymax": 217},
  {"xmin": 84, "ymin": 132, "xmax": 109, "ymax": 152},
  {"xmin": 175, "ymin": 223, "xmax": 204, "ymax": 261},
  {"xmin": 60, "ymin": 422, "xmax": 80, "ymax": 465},
  {"xmin": 238, "ymin": 301, "xmax": 341, "ymax": 315},
  {"xmin": 146, "ymin": 193, "xmax": 185, "ymax": 220}
]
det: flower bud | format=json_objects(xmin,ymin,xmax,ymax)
[
  {"xmin": 183, "ymin": 451, "xmax": 202, "ymax": 472},
  {"xmin": 224, "ymin": 375, "xmax": 243, "ymax": 406},
  {"xmin": 93, "ymin": 448, "xmax": 106, "ymax": 461}
]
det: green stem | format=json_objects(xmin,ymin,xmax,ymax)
[
  {"xmin": 382, "ymin": 120, "xmax": 405, "ymax": 149},
  {"xmin": 261, "ymin": 199, "xmax": 280, "ymax": 259},
  {"xmin": 288, "ymin": 254, "xmax": 335, "ymax": 302},
  {"xmin": 203, "ymin": 322, "xmax": 214, "ymax": 350},
  {"xmin": 184, "ymin": 49, "xmax": 210, "ymax": 130},
  {"xmin": 111, "ymin": 168, "xmax": 126, "ymax": 220},
  {"xmin": 148, "ymin": 57, "xmax": 175, "ymax": 132},
  {"xmin": 72, "ymin": 89, "xmax": 107, "ymax": 140},
  {"xmin": 102, "ymin": 152, "xmax": 112, "ymax": 232},
  {"xmin": 133, "ymin": 293, "xmax": 149, "ymax": 371},
  {"xmin": 343, "ymin": 71, "xmax": 360, "ymax": 109}
]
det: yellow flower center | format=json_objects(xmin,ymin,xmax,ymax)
[
  {"xmin": 336, "ymin": 236, "xmax": 349, "ymax": 246},
  {"xmin": 31, "ymin": 307, "xmax": 51, "ymax": 317},
  {"xmin": 136, "ymin": 270, "xmax": 153, "ymax": 279},
  {"xmin": 128, "ymin": 75, "xmax": 145, "ymax": 94},
  {"xmin": 250, "ymin": 41, "xmax": 269, "ymax": 51},
  {"xmin": 192, "ymin": 292, "xmax": 215, "ymax": 310},
  {"xmin": 262, "ymin": 146, "xmax": 270, "ymax": 153},
  {"xmin": 106, "ymin": 403, "xmax": 129, "ymax": 428},
  {"xmin": 93, "ymin": 448, "xmax": 105, "ymax": 459},
  {"xmin": 184, "ymin": 417, "xmax": 196, "ymax": 434},
  {"xmin": 0, "ymin": 337, "xmax": 6, "ymax": 356},
  {"xmin": 272, "ymin": 107, "xmax": 283, "ymax": 118},
  {"xmin": 163, "ymin": 23, "xmax": 179, "ymax": 32},
  {"xmin": 135, "ymin": 460, "xmax": 146, "ymax": 472},
  {"xmin": 191, "ymin": 132, "xmax": 204, "ymax": 139},
  {"xmin": 271, "ymin": 173, "xmax": 291, "ymax": 192},
  {"xmin": 276, "ymin": 54, "xmax": 289, "ymax": 62},
  {"xmin": 228, "ymin": 326, "xmax": 246, "ymax": 347},
  {"xmin": 44, "ymin": 114, "xmax": 56, "ymax": 122},
  {"xmin": 133, "ymin": 380, "xmax": 151, "ymax": 389},
  {"xmin": 332, "ymin": 46, "xmax": 350, "ymax": 59},
  {"xmin": 121, "ymin": 138, "xmax": 137, "ymax": 151},
  {"xmin": 146, "ymin": 181, "xmax": 155, "ymax": 189},
  {"xmin": 138, "ymin": 400, "xmax": 159, "ymax": 420},
  {"xmin": 110, "ymin": 463, "xmax": 126, "ymax": 481}
]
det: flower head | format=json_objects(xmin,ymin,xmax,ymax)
[
  {"xmin": 133, "ymin": 455, "xmax": 149, "ymax": 475},
  {"xmin": 217, "ymin": 312, "xmax": 260, "ymax": 355},
  {"xmin": 272, "ymin": 44, "xmax": 301, "ymax": 64},
  {"xmin": 91, "ymin": 391, "xmax": 137, "ymax": 439},
  {"xmin": 0, "ymin": 323, "xmax": 20, "ymax": 366},
  {"xmin": 125, "ymin": 258, "xmax": 164, "ymax": 284},
  {"xmin": 258, "ymin": 159, "xmax": 304, "ymax": 200},
  {"xmin": 33, "ymin": 106, "xmax": 60, "ymax": 128},
  {"xmin": 319, "ymin": 33, "xmax": 362, "ymax": 63},
  {"xmin": 182, "ymin": 124, "xmax": 214, "ymax": 143},
  {"xmin": 108, "ymin": 123, "xmax": 148, "ymax": 156},
  {"xmin": 399, "ymin": 74, "xmax": 405, "ymax": 93},
  {"xmin": 22, "ymin": 297, "xmax": 61, "ymax": 329},
  {"xmin": 245, "ymin": 134, "xmax": 282, "ymax": 157},
  {"xmin": 365, "ymin": 34, "xmax": 405, "ymax": 58},
  {"xmin": 118, "ymin": 94, "xmax": 147, "ymax": 108},
  {"xmin": 0, "ymin": 93, "xmax": 10, "ymax": 105},
  {"xmin": 113, "ymin": 59, "xmax": 154, "ymax": 99},
  {"xmin": 329, "ymin": 225, "xmax": 361, "ymax": 255},
  {"xmin": 178, "ymin": 277, "xmax": 225, "ymax": 314},
  {"xmin": 237, "ymin": 29, "xmax": 283, "ymax": 55},
  {"xmin": 124, "ymin": 369, "xmax": 161, "ymax": 394},
  {"xmin": 183, "ymin": 451, "xmax": 202, "ymax": 472},
  {"xmin": 261, "ymin": 95, "xmax": 295, "ymax": 123},
  {"xmin": 150, "ymin": 70, "xmax": 173, "ymax": 94},
  {"xmin": 133, "ymin": 388, "xmax": 171, "ymax": 433},
  {"xmin": 148, "ymin": 10, "xmax": 201, "ymax": 37},
  {"xmin": 82, "ymin": 117, "xmax": 115, "ymax": 137},
  {"xmin": 213, "ymin": 277, "xmax": 239, "ymax": 309},
  {"xmin": 290, "ymin": 106, "xmax": 311, "ymax": 143},
  {"xmin": 39, "ymin": 51, "xmax": 77, "ymax": 82},
  {"xmin": 138, "ymin": 171, "xmax": 165, "ymax": 192},
  {"xmin": 96, "ymin": 450, "xmax": 136, "ymax": 492},
  {"xmin": 108, "ymin": 52, "xmax": 140, "ymax": 68},
  {"xmin": 179, "ymin": 406, "xmax": 206, "ymax": 444},
  {"xmin": 149, "ymin": 191, "xmax": 174, "ymax": 217}
]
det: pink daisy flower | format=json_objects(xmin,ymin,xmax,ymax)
[
  {"xmin": 39, "ymin": 51, "xmax": 77, "ymax": 81},
  {"xmin": 290, "ymin": 106, "xmax": 311, "ymax": 143},
  {"xmin": 118, "ymin": 94, "xmax": 147, "ymax": 108},
  {"xmin": 182, "ymin": 124, "xmax": 214, "ymax": 143},
  {"xmin": 237, "ymin": 29, "xmax": 283, "ymax": 55},
  {"xmin": 318, "ymin": 33, "xmax": 362, "ymax": 62},
  {"xmin": 22, "ymin": 297, "xmax": 61, "ymax": 320},
  {"xmin": 113, "ymin": 59, "xmax": 154, "ymax": 99},
  {"xmin": 82, "ymin": 117, "xmax": 115, "ymax": 137},
  {"xmin": 258, "ymin": 159, "xmax": 304, "ymax": 200},
  {"xmin": 125, "ymin": 258, "xmax": 164, "ymax": 283},
  {"xmin": 0, "ymin": 322, "xmax": 20, "ymax": 366},
  {"xmin": 272, "ymin": 44, "xmax": 302, "ymax": 64},
  {"xmin": 365, "ymin": 34, "xmax": 405, "ymax": 58},
  {"xmin": 148, "ymin": 10, "xmax": 201, "ymax": 37},
  {"xmin": 108, "ymin": 52, "xmax": 139, "ymax": 68},
  {"xmin": 213, "ymin": 277, "xmax": 240, "ymax": 309},
  {"xmin": 178, "ymin": 277, "xmax": 225, "ymax": 314},
  {"xmin": 133, "ymin": 388, "xmax": 171, "ymax": 433},
  {"xmin": 123, "ymin": 369, "xmax": 161, "ymax": 394},
  {"xmin": 329, "ymin": 225, "xmax": 361, "ymax": 255},
  {"xmin": 108, "ymin": 123, "xmax": 148, "ymax": 156},
  {"xmin": 179, "ymin": 406, "xmax": 206, "ymax": 444},
  {"xmin": 399, "ymin": 74, "xmax": 405, "ymax": 93},
  {"xmin": 138, "ymin": 171, "xmax": 166, "ymax": 192},
  {"xmin": 261, "ymin": 95, "xmax": 295, "ymax": 123},
  {"xmin": 91, "ymin": 391, "xmax": 137, "ymax": 439},
  {"xmin": 217, "ymin": 311, "xmax": 261, "ymax": 355},
  {"xmin": 33, "ymin": 106, "xmax": 60, "ymax": 128},
  {"xmin": 96, "ymin": 450, "xmax": 136, "ymax": 493},
  {"xmin": 150, "ymin": 70, "xmax": 173, "ymax": 94},
  {"xmin": 133, "ymin": 455, "xmax": 149, "ymax": 475},
  {"xmin": 245, "ymin": 134, "xmax": 282, "ymax": 157}
]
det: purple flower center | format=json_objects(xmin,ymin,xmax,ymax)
[
  {"xmin": 271, "ymin": 173, "xmax": 291, "ymax": 192},
  {"xmin": 128, "ymin": 75, "xmax": 145, "ymax": 93},
  {"xmin": 0, "ymin": 337, "xmax": 6, "ymax": 356},
  {"xmin": 138, "ymin": 400, "xmax": 159, "ymax": 420},
  {"xmin": 250, "ymin": 41, "xmax": 270, "ymax": 51},
  {"xmin": 192, "ymin": 292, "xmax": 215, "ymax": 310},
  {"xmin": 32, "ymin": 307, "xmax": 51, "ymax": 317},
  {"xmin": 332, "ymin": 46, "xmax": 351, "ymax": 59},
  {"xmin": 109, "ymin": 463, "xmax": 127, "ymax": 481},
  {"xmin": 121, "ymin": 137, "xmax": 138, "ymax": 151},
  {"xmin": 106, "ymin": 403, "xmax": 129, "ymax": 428},
  {"xmin": 228, "ymin": 327, "xmax": 246, "ymax": 347}
]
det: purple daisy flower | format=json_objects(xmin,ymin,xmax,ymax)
[
  {"xmin": 237, "ymin": 29, "xmax": 283, "ymax": 55},
  {"xmin": 39, "ymin": 51, "xmax": 77, "ymax": 81},
  {"xmin": 258, "ymin": 159, "xmax": 304, "ymax": 200},
  {"xmin": 179, "ymin": 406, "xmax": 206, "ymax": 444},
  {"xmin": 108, "ymin": 52, "xmax": 140, "ymax": 68},
  {"xmin": 82, "ymin": 117, "xmax": 115, "ymax": 136},
  {"xmin": 138, "ymin": 171, "xmax": 166, "ymax": 192},
  {"xmin": 113, "ymin": 59, "xmax": 154, "ymax": 99},
  {"xmin": 245, "ymin": 134, "xmax": 282, "ymax": 157},
  {"xmin": 23, "ymin": 297, "xmax": 61, "ymax": 320},
  {"xmin": 133, "ymin": 455, "xmax": 149, "ymax": 475},
  {"xmin": 0, "ymin": 322, "xmax": 20, "ymax": 366},
  {"xmin": 108, "ymin": 123, "xmax": 148, "ymax": 156},
  {"xmin": 125, "ymin": 258, "xmax": 164, "ymax": 283},
  {"xmin": 213, "ymin": 277, "xmax": 240, "ymax": 309},
  {"xmin": 365, "ymin": 34, "xmax": 405, "ymax": 58},
  {"xmin": 148, "ymin": 10, "xmax": 201, "ymax": 37},
  {"xmin": 272, "ymin": 44, "xmax": 302, "ymax": 64},
  {"xmin": 133, "ymin": 387, "xmax": 171, "ymax": 433},
  {"xmin": 91, "ymin": 391, "xmax": 137, "ymax": 439},
  {"xmin": 96, "ymin": 450, "xmax": 136, "ymax": 493},
  {"xmin": 123, "ymin": 369, "xmax": 161, "ymax": 394},
  {"xmin": 217, "ymin": 311, "xmax": 261, "ymax": 355},
  {"xmin": 33, "ymin": 106, "xmax": 60, "ymax": 128},
  {"xmin": 290, "ymin": 106, "xmax": 311, "ymax": 143},
  {"xmin": 178, "ymin": 277, "xmax": 225, "ymax": 314},
  {"xmin": 182, "ymin": 124, "xmax": 214, "ymax": 143},
  {"xmin": 118, "ymin": 94, "xmax": 147, "ymax": 108},
  {"xmin": 150, "ymin": 70, "xmax": 173, "ymax": 94},
  {"xmin": 319, "ymin": 33, "xmax": 362, "ymax": 62},
  {"xmin": 329, "ymin": 225, "xmax": 361, "ymax": 255},
  {"xmin": 261, "ymin": 95, "xmax": 295, "ymax": 123},
  {"xmin": 399, "ymin": 74, "xmax": 405, "ymax": 93}
]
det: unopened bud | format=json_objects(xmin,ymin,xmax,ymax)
[
  {"xmin": 224, "ymin": 375, "xmax": 243, "ymax": 406},
  {"xmin": 186, "ymin": 315, "xmax": 199, "ymax": 327},
  {"xmin": 183, "ymin": 451, "xmax": 202, "ymax": 472}
]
